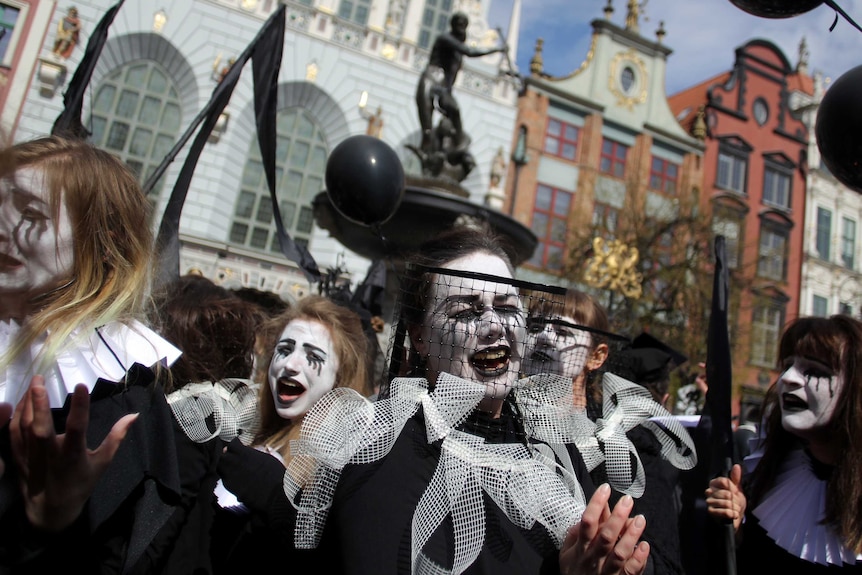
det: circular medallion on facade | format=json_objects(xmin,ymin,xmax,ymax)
[{"xmin": 609, "ymin": 50, "xmax": 647, "ymax": 110}]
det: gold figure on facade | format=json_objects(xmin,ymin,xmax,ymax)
[
  {"xmin": 584, "ymin": 236, "xmax": 643, "ymax": 299},
  {"xmin": 52, "ymin": 7, "xmax": 81, "ymax": 59}
]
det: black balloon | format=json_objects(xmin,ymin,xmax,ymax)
[
  {"xmin": 325, "ymin": 135, "xmax": 405, "ymax": 227},
  {"xmin": 816, "ymin": 65, "xmax": 862, "ymax": 193},
  {"xmin": 729, "ymin": 0, "xmax": 823, "ymax": 18}
]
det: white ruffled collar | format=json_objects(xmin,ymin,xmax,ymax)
[
  {"xmin": 284, "ymin": 374, "xmax": 587, "ymax": 575},
  {"xmin": 279, "ymin": 372, "xmax": 698, "ymax": 575},
  {"xmin": 0, "ymin": 319, "xmax": 181, "ymax": 408},
  {"xmin": 751, "ymin": 448, "xmax": 861, "ymax": 566}
]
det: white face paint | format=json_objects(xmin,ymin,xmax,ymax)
[
  {"xmin": 522, "ymin": 315, "xmax": 593, "ymax": 380},
  {"xmin": 0, "ymin": 167, "xmax": 74, "ymax": 301},
  {"xmin": 268, "ymin": 319, "xmax": 339, "ymax": 422},
  {"xmin": 777, "ymin": 355, "xmax": 843, "ymax": 438},
  {"xmin": 419, "ymin": 252, "xmax": 526, "ymax": 399}
]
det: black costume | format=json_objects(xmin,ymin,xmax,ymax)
[
  {"xmin": 218, "ymin": 375, "xmax": 597, "ymax": 575},
  {"xmin": 0, "ymin": 364, "xmax": 222, "ymax": 574}
]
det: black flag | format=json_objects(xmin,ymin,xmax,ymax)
[
  {"xmin": 679, "ymin": 235, "xmax": 736, "ymax": 575},
  {"xmin": 251, "ymin": 6, "xmax": 320, "ymax": 283},
  {"xmin": 52, "ymin": 1, "xmax": 126, "ymax": 139},
  {"xmin": 152, "ymin": 59, "xmax": 241, "ymax": 290},
  {"xmin": 702, "ymin": 235, "xmax": 737, "ymax": 575},
  {"xmin": 151, "ymin": 4, "xmax": 319, "ymax": 288}
]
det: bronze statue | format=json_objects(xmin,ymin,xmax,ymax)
[{"xmin": 411, "ymin": 12, "xmax": 506, "ymax": 181}]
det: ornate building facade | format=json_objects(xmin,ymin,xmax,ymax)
[
  {"xmin": 10, "ymin": 0, "xmax": 521, "ymax": 303},
  {"xmin": 507, "ymin": 3, "xmax": 704, "ymax": 352},
  {"xmin": 670, "ymin": 38, "xmax": 812, "ymax": 407}
]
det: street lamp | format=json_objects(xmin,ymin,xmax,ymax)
[{"xmin": 509, "ymin": 125, "xmax": 528, "ymax": 216}]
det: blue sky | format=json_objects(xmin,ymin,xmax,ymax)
[{"xmin": 487, "ymin": 0, "xmax": 862, "ymax": 95}]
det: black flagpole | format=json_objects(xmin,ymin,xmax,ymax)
[
  {"xmin": 52, "ymin": 0, "xmax": 126, "ymax": 139},
  {"xmin": 702, "ymin": 235, "xmax": 737, "ymax": 575}
]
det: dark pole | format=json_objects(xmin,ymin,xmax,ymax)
[{"xmin": 509, "ymin": 125, "xmax": 528, "ymax": 216}]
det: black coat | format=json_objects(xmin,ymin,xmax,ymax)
[
  {"xmin": 0, "ymin": 365, "xmax": 222, "ymax": 575},
  {"xmin": 217, "ymin": 405, "xmax": 598, "ymax": 575}
]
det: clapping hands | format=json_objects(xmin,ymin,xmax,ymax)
[{"xmin": 560, "ymin": 484, "xmax": 650, "ymax": 575}]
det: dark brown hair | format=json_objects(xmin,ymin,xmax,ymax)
[
  {"xmin": 750, "ymin": 314, "xmax": 862, "ymax": 553},
  {"xmin": 154, "ymin": 275, "xmax": 266, "ymax": 393}
]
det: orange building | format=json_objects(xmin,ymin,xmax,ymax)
[
  {"xmin": 506, "ymin": 4, "xmax": 704, "ymax": 352},
  {"xmin": 669, "ymin": 39, "xmax": 812, "ymax": 411}
]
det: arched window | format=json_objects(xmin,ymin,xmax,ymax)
[
  {"xmin": 88, "ymin": 60, "xmax": 182, "ymax": 198},
  {"xmin": 230, "ymin": 108, "xmax": 327, "ymax": 253}
]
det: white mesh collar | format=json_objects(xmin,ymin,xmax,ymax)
[
  {"xmin": 517, "ymin": 372, "xmax": 697, "ymax": 497},
  {"xmin": 166, "ymin": 378, "xmax": 261, "ymax": 445},
  {"xmin": 283, "ymin": 373, "xmax": 587, "ymax": 575}
]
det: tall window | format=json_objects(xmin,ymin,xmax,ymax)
[
  {"xmin": 649, "ymin": 156, "xmax": 679, "ymax": 195},
  {"xmin": 528, "ymin": 184, "xmax": 572, "ymax": 271},
  {"xmin": 0, "ymin": 4, "xmax": 20, "ymax": 63},
  {"xmin": 812, "ymin": 294, "xmax": 828, "ymax": 317},
  {"xmin": 751, "ymin": 304, "xmax": 783, "ymax": 367},
  {"xmin": 599, "ymin": 138, "xmax": 627, "ymax": 178},
  {"xmin": 757, "ymin": 223, "xmax": 787, "ymax": 280},
  {"xmin": 338, "ymin": 0, "xmax": 372, "ymax": 25},
  {"xmin": 418, "ymin": 0, "xmax": 453, "ymax": 50},
  {"xmin": 762, "ymin": 166, "xmax": 791, "ymax": 209},
  {"xmin": 230, "ymin": 108, "xmax": 327, "ymax": 252},
  {"xmin": 89, "ymin": 61, "xmax": 182, "ymax": 198},
  {"xmin": 592, "ymin": 202, "xmax": 618, "ymax": 238},
  {"xmin": 717, "ymin": 150, "xmax": 747, "ymax": 194},
  {"xmin": 713, "ymin": 213, "xmax": 742, "ymax": 269},
  {"xmin": 816, "ymin": 207, "xmax": 832, "ymax": 261},
  {"xmin": 544, "ymin": 118, "xmax": 579, "ymax": 161},
  {"xmin": 840, "ymin": 302, "xmax": 853, "ymax": 316},
  {"xmin": 842, "ymin": 217, "xmax": 856, "ymax": 269}
]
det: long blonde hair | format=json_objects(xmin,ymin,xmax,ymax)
[{"xmin": 0, "ymin": 136, "xmax": 153, "ymax": 372}]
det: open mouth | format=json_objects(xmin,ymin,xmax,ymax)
[
  {"xmin": 471, "ymin": 346, "xmax": 512, "ymax": 376},
  {"xmin": 276, "ymin": 377, "xmax": 305, "ymax": 403},
  {"xmin": 781, "ymin": 393, "xmax": 808, "ymax": 412},
  {"xmin": 529, "ymin": 350, "xmax": 555, "ymax": 364}
]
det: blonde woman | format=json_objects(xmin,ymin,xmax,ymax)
[{"xmin": 0, "ymin": 136, "xmax": 217, "ymax": 573}]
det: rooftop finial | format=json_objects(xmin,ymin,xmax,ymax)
[
  {"xmin": 530, "ymin": 38, "xmax": 544, "ymax": 76},
  {"xmin": 604, "ymin": 0, "xmax": 614, "ymax": 19},
  {"xmin": 796, "ymin": 36, "xmax": 809, "ymax": 75}
]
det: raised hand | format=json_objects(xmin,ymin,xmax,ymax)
[
  {"xmin": 9, "ymin": 375, "xmax": 138, "ymax": 531},
  {"xmin": 705, "ymin": 463, "xmax": 746, "ymax": 531},
  {"xmin": 559, "ymin": 483, "xmax": 650, "ymax": 575}
]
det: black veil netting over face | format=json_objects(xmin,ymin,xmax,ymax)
[{"xmin": 375, "ymin": 265, "xmax": 633, "ymax": 418}]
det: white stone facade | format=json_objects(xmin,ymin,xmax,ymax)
[
  {"xmin": 796, "ymin": 74, "xmax": 862, "ymax": 317},
  {"xmin": 13, "ymin": 0, "xmax": 519, "ymax": 299}
]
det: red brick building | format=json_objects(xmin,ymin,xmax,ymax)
[{"xmin": 669, "ymin": 39, "xmax": 812, "ymax": 410}]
